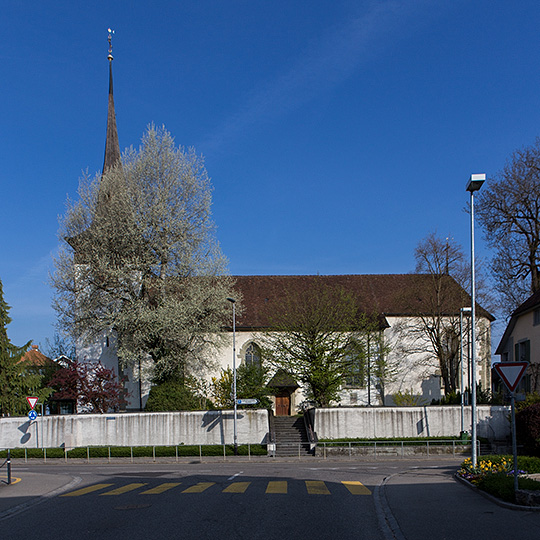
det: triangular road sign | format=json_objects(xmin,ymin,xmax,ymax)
[
  {"xmin": 493, "ymin": 362, "xmax": 529, "ymax": 393},
  {"xmin": 26, "ymin": 396, "xmax": 38, "ymax": 409}
]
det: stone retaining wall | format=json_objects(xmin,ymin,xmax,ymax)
[{"xmin": 0, "ymin": 410, "xmax": 269, "ymax": 449}]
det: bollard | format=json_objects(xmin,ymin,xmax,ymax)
[{"xmin": 7, "ymin": 449, "xmax": 11, "ymax": 485}]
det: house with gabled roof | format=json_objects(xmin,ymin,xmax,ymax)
[{"xmin": 495, "ymin": 289, "xmax": 540, "ymax": 394}]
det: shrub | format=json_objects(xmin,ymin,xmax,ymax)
[
  {"xmin": 477, "ymin": 474, "xmax": 540, "ymax": 503},
  {"xmin": 145, "ymin": 380, "xmax": 213, "ymax": 412},
  {"xmin": 516, "ymin": 403, "xmax": 540, "ymax": 456},
  {"xmin": 392, "ymin": 389, "xmax": 425, "ymax": 406}
]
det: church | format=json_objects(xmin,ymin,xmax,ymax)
[{"xmin": 72, "ymin": 35, "xmax": 494, "ymax": 414}]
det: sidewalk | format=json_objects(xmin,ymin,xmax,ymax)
[
  {"xmin": 0, "ymin": 471, "xmax": 80, "ymax": 520},
  {"xmin": 380, "ymin": 464, "xmax": 540, "ymax": 540}
]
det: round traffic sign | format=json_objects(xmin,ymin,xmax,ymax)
[{"xmin": 28, "ymin": 410, "xmax": 38, "ymax": 421}]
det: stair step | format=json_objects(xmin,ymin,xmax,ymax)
[{"xmin": 272, "ymin": 415, "xmax": 314, "ymax": 457}]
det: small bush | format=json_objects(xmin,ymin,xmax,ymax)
[
  {"xmin": 144, "ymin": 380, "xmax": 213, "ymax": 412},
  {"xmin": 477, "ymin": 473, "xmax": 540, "ymax": 503},
  {"xmin": 516, "ymin": 403, "xmax": 540, "ymax": 456},
  {"xmin": 392, "ymin": 389, "xmax": 425, "ymax": 406},
  {"xmin": 1, "ymin": 444, "xmax": 268, "ymax": 460}
]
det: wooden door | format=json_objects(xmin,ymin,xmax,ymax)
[{"xmin": 275, "ymin": 393, "xmax": 290, "ymax": 416}]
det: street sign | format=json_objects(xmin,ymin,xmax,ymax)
[
  {"xmin": 236, "ymin": 398, "xmax": 259, "ymax": 405},
  {"xmin": 493, "ymin": 362, "xmax": 529, "ymax": 393},
  {"xmin": 28, "ymin": 410, "xmax": 38, "ymax": 421},
  {"xmin": 26, "ymin": 396, "xmax": 38, "ymax": 409}
]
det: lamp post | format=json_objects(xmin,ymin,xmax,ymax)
[
  {"xmin": 466, "ymin": 173, "xmax": 485, "ymax": 467},
  {"xmin": 227, "ymin": 297, "xmax": 238, "ymax": 455},
  {"xmin": 460, "ymin": 306, "xmax": 472, "ymax": 435}
]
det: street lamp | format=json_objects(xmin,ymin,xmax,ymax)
[
  {"xmin": 460, "ymin": 306, "xmax": 472, "ymax": 435},
  {"xmin": 466, "ymin": 173, "xmax": 485, "ymax": 467},
  {"xmin": 227, "ymin": 297, "xmax": 238, "ymax": 455}
]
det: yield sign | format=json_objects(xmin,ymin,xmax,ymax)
[
  {"xmin": 493, "ymin": 362, "xmax": 529, "ymax": 393},
  {"xmin": 26, "ymin": 396, "xmax": 38, "ymax": 409}
]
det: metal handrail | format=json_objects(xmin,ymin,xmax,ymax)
[{"xmin": 318, "ymin": 439, "xmax": 473, "ymax": 459}]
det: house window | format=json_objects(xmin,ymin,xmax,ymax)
[
  {"xmin": 244, "ymin": 342, "xmax": 261, "ymax": 367},
  {"xmin": 515, "ymin": 340, "xmax": 530, "ymax": 363},
  {"xmin": 534, "ymin": 309, "xmax": 540, "ymax": 326}
]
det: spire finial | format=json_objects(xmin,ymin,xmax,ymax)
[{"xmin": 108, "ymin": 28, "xmax": 115, "ymax": 61}]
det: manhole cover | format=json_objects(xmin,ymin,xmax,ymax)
[{"xmin": 114, "ymin": 504, "xmax": 152, "ymax": 510}]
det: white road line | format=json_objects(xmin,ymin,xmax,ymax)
[{"xmin": 227, "ymin": 471, "xmax": 244, "ymax": 480}]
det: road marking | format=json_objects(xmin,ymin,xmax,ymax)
[
  {"xmin": 140, "ymin": 483, "xmax": 182, "ymax": 495},
  {"xmin": 61, "ymin": 483, "xmax": 113, "ymax": 497},
  {"xmin": 101, "ymin": 483, "xmax": 148, "ymax": 496},
  {"xmin": 266, "ymin": 481, "xmax": 287, "ymax": 494},
  {"xmin": 342, "ymin": 481, "xmax": 372, "ymax": 495},
  {"xmin": 181, "ymin": 482, "xmax": 215, "ymax": 493},
  {"xmin": 227, "ymin": 471, "xmax": 243, "ymax": 481},
  {"xmin": 305, "ymin": 481, "xmax": 331, "ymax": 495},
  {"xmin": 223, "ymin": 482, "xmax": 250, "ymax": 493},
  {"xmin": 0, "ymin": 477, "xmax": 21, "ymax": 485}
]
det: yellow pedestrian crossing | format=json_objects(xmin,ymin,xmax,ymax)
[
  {"xmin": 61, "ymin": 483, "xmax": 114, "ymax": 497},
  {"xmin": 342, "ymin": 481, "xmax": 372, "ymax": 495},
  {"xmin": 60, "ymin": 479, "xmax": 371, "ymax": 497},
  {"xmin": 223, "ymin": 482, "xmax": 250, "ymax": 493},
  {"xmin": 266, "ymin": 481, "xmax": 287, "ymax": 494},
  {"xmin": 140, "ymin": 482, "xmax": 182, "ymax": 495},
  {"xmin": 181, "ymin": 482, "xmax": 215, "ymax": 493},
  {"xmin": 305, "ymin": 480, "xmax": 331, "ymax": 495},
  {"xmin": 100, "ymin": 483, "xmax": 148, "ymax": 495}
]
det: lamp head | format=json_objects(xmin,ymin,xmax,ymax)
[
  {"xmin": 466, "ymin": 173, "xmax": 486, "ymax": 192},
  {"xmin": 227, "ymin": 297, "xmax": 236, "ymax": 303}
]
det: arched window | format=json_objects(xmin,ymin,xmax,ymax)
[
  {"xmin": 344, "ymin": 340, "xmax": 366, "ymax": 388},
  {"xmin": 244, "ymin": 342, "xmax": 261, "ymax": 367}
]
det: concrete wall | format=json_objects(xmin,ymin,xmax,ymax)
[
  {"xmin": 1, "ymin": 406, "xmax": 510, "ymax": 450},
  {"xmin": 0, "ymin": 410, "xmax": 269, "ymax": 449},
  {"xmin": 314, "ymin": 406, "xmax": 510, "ymax": 441}
]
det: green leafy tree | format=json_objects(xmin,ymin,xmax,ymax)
[
  {"xmin": 210, "ymin": 364, "xmax": 272, "ymax": 409},
  {"xmin": 0, "ymin": 279, "xmax": 50, "ymax": 416},
  {"xmin": 259, "ymin": 280, "xmax": 384, "ymax": 407},
  {"xmin": 52, "ymin": 125, "xmax": 236, "ymax": 383}
]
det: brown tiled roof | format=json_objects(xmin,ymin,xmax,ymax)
[
  {"xmin": 267, "ymin": 369, "xmax": 299, "ymax": 389},
  {"xmin": 20, "ymin": 345, "xmax": 53, "ymax": 366},
  {"xmin": 231, "ymin": 274, "xmax": 494, "ymax": 329}
]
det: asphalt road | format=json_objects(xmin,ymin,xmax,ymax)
[
  {"xmin": 1, "ymin": 460, "xmax": 409, "ymax": 540},
  {"xmin": 6, "ymin": 457, "xmax": 540, "ymax": 540}
]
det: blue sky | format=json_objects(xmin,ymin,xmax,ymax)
[{"xmin": 1, "ymin": 0, "xmax": 539, "ymax": 349}]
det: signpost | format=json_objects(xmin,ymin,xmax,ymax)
[
  {"xmin": 26, "ymin": 396, "xmax": 43, "ymax": 449},
  {"xmin": 26, "ymin": 396, "xmax": 38, "ymax": 409},
  {"xmin": 493, "ymin": 361, "xmax": 529, "ymax": 493},
  {"xmin": 236, "ymin": 398, "xmax": 259, "ymax": 405}
]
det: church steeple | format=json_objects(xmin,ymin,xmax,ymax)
[{"xmin": 102, "ymin": 28, "xmax": 121, "ymax": 176}]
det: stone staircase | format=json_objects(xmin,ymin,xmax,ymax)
[{"xmin": 273, "ymin": 416, "xmax": 313, "ymax": 457}]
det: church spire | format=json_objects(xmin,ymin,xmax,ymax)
[{"xmin": 102, "ymin": 28, "xmax": 121, "ymax": 176}]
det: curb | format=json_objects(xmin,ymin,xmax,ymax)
[{"xmin": 375, "ymin": 473, "xmax": 407, "ymax": 540}]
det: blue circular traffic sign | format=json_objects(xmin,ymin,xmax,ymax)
[{"xmin": 28, "ymin": 410, "xmax": 38, "ymax": 421}]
